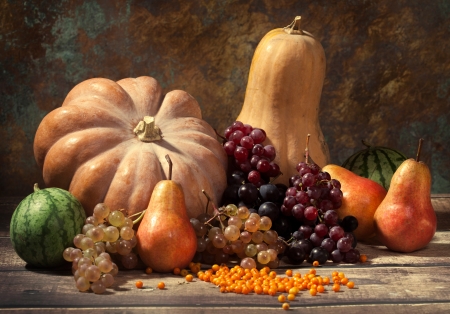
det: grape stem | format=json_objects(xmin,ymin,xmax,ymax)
[
  {"xmin": 202, "ymin": 189, "xmax": 211, "ymax": 215},
  {"xmin": 214, "ymin": 129, "xmax": 226, "ymax": 142},
  {"xmin": 129, "ymin": 210, "xmax": 146, "ymax": 225},
  {"xmin": 202, "ymin": 190, "xmax": 226, "ymax": 230}
]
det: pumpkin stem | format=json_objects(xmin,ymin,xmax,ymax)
[
  {"xmin": 33, "ymin": 183, "xmax": 40, "ymax": 192},
  {"xmin": 416, "ymin": 138, "xmax": 424, "ymax": 162},
  {"xmin": 165, "ymin": 154, "xmax": 173, "ymax": 180},
  {"xmin": 134, "ymin": 116, "xmax": 161, "ymax": 142},
  {"xmin": 284, "ymin": 16, "xmax": 304, "ymax": 35}
]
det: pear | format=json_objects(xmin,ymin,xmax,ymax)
[
  {"xmin": 136, "ymin": 155, "xmax": 197, "ymax": 272},
  {"xmin": 373, "ymin": 139, "xmax": 437, "ymax": 253},
  {"xmin": 322, "ymin": 164, "xmax": 387, "ymax": 241}
]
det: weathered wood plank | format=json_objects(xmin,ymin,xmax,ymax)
[{"xmin": 0, "ymin": 266, "xmax": 450, "ymax": 310}]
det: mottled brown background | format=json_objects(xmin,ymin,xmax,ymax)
[{"xmin": 1, "ymin": 0, "xmax": 449, "ymax": 196}]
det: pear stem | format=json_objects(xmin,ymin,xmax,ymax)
[
  {"xmin": 416, "ymin": 138, "xmax": 424, "ymax": 162},
  {"xmin": 305, "ymin": 134, "xmax": 311, "ymax": 164},
  {"xmin": 165, "ymin": 154, "xmax": 173, "ymax": 180}
]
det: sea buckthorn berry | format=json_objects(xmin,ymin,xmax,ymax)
[
  {"xmin": 309, "ymin": 288, "xmax": 317, "ymax": 296},
  {"xmin": 332, "ymin": 283, "xmax": 340, "ymax": 292},
  {"xmin": 313, "ymin": 260, "xmax": 319, "ymax": 267},
  {"xmin": 212, "ymin": 264, "xmax": 220, "ymax": 272},
  {"xmin": 322, "ymin": 276, "xmax": 330, "ymax": 285},
  {"xmin": 189, "ymin": 262, "xmax": 195, "ymax": 268},
  {"xmin": 288, "ymin": 293, "xmax": 296, "ymax": 301},
  {"xmin": 347, "ymin": 281, "xmax": 355, "ymax": 289},
  {"xmin": 317, "ymin": 285, "xmax": 325, "ymax": 293},
  {"xmin": 338, "ymin": 272, "xmax": 345, "ymax": 279},
  {"xmin": 332, "ymin": 271, "xmax": 338, "ymax": 277},
  {"xmin": 309, "ymin": 268, "xmax": 316, "ymax": 275},
  {"xmin": 278, "ymin": 294, "xmax": 286, "ymax": 303},
  {"xmin": 180, "ymin": 269, "xmax": 189, "ymax": 277},
  {"xmin": 289, "ymin": 287, "xmax": 299, "ymax": 295},
  {"xmin": 341, "ymin": 277, "xmax": 349, "ymax": 285},
  {"xmin": 135, "ymin": 280, "xmax": 143, "ymax": 289},
  {"xmin": 282, "ymin": 303, "xmax": 290, "ymax": 310},
  {"xmin": 360, "ymin": 254, "xmax": 368, "ymax": 263},
  {"xmin": 285, "ymin": 269, "xmax": 293, "ymax": 277},
  {"xmin": 173, "ymin": 267, "xmax": 181, "ymax": 275},
  {"xmin": 157, "ymin": 282, "xmax": 165, "ymax": 289},
  {"xmin": 145, "ymin": 267, "xmax": 153, "ymax": 274},
  {"xmin": 186, "ymin": 274, "xmax": 194, "ymax": 282}
]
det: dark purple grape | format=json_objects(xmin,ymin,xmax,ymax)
[
  {"xmin": 298, "ymin": 225, "xmax": 313, "ymax": 239},
  {"xmin": 329, "ymin": 226, "xmax": 345, "ymax": 242},
  {"xmin": 314, "ymin": 223, "xmax": 328, "ymax": 238},
  {"xmin": 321, "ymin": 238, "xmax": 336, "ymax": 253},
  {"xmin": 295, "ymin": 190, "xmax": 309, "ymax": 204},
  {"xmin": 221, "ymin": 184, "xmax": 240, "ymax": 205},
  {"xmin": 289, "ymin": 175, "xmax": 301, "ymax": 187},
  {"xmin": 240, "ymin": 136, "xmax": 254, "ymax": 149},
  {"xmin": 267, "ymin": 162, "xmax": 281, "ymax": 177},
  {"xmin": 323, "ymin": 210, "xmax": 339, "ymax": 226},
  {"xmin": 263, "ymin": 145, "xmax": 276, "ymax": 161},
  {"xmin": 280, "ymin": 205, "xmax": 292, "ymax": 216},
  {"xmin": 250, "ymin": 128, "xmax": 266, "ymax": 144},
  {"xmin": 296, "ymin": 162, "xmax": 307, "ymax": 172},
  {"xmin": 292, "ymin": 178, "xmax": 303, "ymax": 191},
  {"xmin": 317, "ymin": 171, "xmax": 331, "ymax": 181},
  {"xmin": 250, "ymin": 155, "xmax": 261, "ymax": 168},
  {"xmin": 307, "ymin": 186, "xmax": 321, "ymax": 200},
  {"xmin": 302, "ymin": 173, "xmax": 316, "ymax": 187},
  {"xmin": 285, "ymin": 187, "xmax": 297, "ymax": 197},
  {"xmin": 328, "ymin": 188, "xmax": 343, "ymax": 203},
  {"xmin": 252, "ymin": 144, "xmax": 264, "ymax": 156},
  {"xmin": 298, "ymin": 166, "xmax": 312, "ymax": 176},
  {"xmin": 223, "ymin": 141, "xmax": 237, "ymax": 155},
  {"xmin": 309, "ymin": 233, "xmax": 323, "ymax": 247},
  {"xmin": 337, "ymin": 237, "xmax": 353, "ymax": 253},
  {"xmin": 330, "ymin": 179, "xmax": 341, "ymax": 189},
  {"xmin": 343, "ymin": 248, "xmax": 360, "ymax": 263},
  {"xmin": 330, "ymin": 249, "xmax": 343, "ymax": 263},
  {"xmin": 292, "ymin": 230, "xmax": 305, "ymax": 240},
  {"xmin": 259, "ymin": 184, "xmax": 280, "ymax": 202},
  {"xmin": 292, "ymin": 204, "xmax": 305, "ymax": 221},
  {"xmin": 308, "ymin": 163, "xmax": 320, "ymax": 175},
  {"xmin": 341, "ymin": 215, "xmax": 359, "ymax": 232},
  {"xmin": 304, "ymin": 206, "xmax": 318, "ymax": 221},
  {"xmin": 231, "ymin": 121, "xmax": 245, "ymax": 132},
  {"xmin": 247, "ymin": 170, "xmax": 261, "ymax": 184},
  {"xmin": 234, "ymin": 146, "xmax": 248, "ymax": 162},
  {"xmin": 229, "ymin": 130, "xmax": 244, "ymax": 145},
  {"xmin": 283, "ymin": 196, "xmax": 297, "ymax": 210},
  {"xmin": 309, "ymin": 246, "xmax": 328, "ymax": 265},
  {"xmin": 243, "ymin": 123, "xmax": 253, "ymax": 135},
  {"xmin": 224, "ymin": 126, "xmax": 233, "ymax": 139},
  {"xmin": 258, "ymin": 202, "xmax": 280, "ymax": 222},
  {"xmin": 291, "ymin": 239, "xmax": 313, "ymax": 255},
  {"xmin": 256, "ymin": 159, "xmax": 271, "ymax": 173},
  {"xmin": 320, "ymin": 188, "xmax": 331, "ymax": 200},
  {"xmin": 318, "ymin": 199, "xmax": 334, "ymax": 212},
  {"xmin": 239, "ymin": 159, "xmax": 252, "ymax": 173},
  {"xmin": 238, "ymin": 183, "xmax": 259, "ymax": 204},
  {"xmin": 287, "ymin": 246, "xmax": 306, "ymax": 265},
  {"xmin": 344, "ymin": 232, "xmax": 358, "ymax": 248}
]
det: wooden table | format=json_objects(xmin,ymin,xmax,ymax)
[{"xmin": 1, "ymin": 196, "xmax": 450, "ymax": 313}]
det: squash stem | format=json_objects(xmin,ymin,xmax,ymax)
[
  {"xmin": 165, "ymin": 154, "xmax": 173, "ymax": 180},
  {"xmin": 416, "ymin": 138, "xmax": 424, "ymax": 162}
]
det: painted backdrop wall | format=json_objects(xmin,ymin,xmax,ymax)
[{"xmin": 1, "ymin": 0, "xmax": 449, "ymax": 196}]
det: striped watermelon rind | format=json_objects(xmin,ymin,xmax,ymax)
[
  {"xmin": 10, "ymin": 185, "xmax": 86, "ymax": 268},
  {"xmin": 342, "ymin": 143, "xmax": 408, "ymax": 190}
]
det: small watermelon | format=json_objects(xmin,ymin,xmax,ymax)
[
  {"xmin": 342, "ymin": 141, "xmax": 408, "ymax": 190},
  {"xmin": 10, "ymin": 184, "xmax": 86, "ymax": 268}
]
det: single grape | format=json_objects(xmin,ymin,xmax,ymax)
[
  {"xmin": 256, "ymin": 159, "xmax": 271, "ymax": 173},
  {"xmin": 317, "ymin": 171, "xmax": 331, "ymax": 181},
  {"xmin": 292, "ymin": 204, "xmax": 305, "ymax": 221},
  {"xmin": 97, "ymin": 258, "xmax": 113, "ymax": 273},
  {"xmin": 244, "ymin": 218, "xmax": 260, "ymax": 232},
  {"xmin": 257, "ymin": 202, "xmax": 280, "ymax": 222},
  {"xmin": 197, "ymin": 238, "xmax": 208, "ymax": 253},
  {"xmin": 122, "ymin": 217, "xmax": 133, "ymax": 228},
  {"xmin": 119, "ymin": 226, "xmax": 134, "ymax": 240},
  {"xmin": 256, "ymin": 242, "xmax": 268, "ymax": 252},
  {"xmin": 116, "ymin": 239, "xmax": 133, "ymax": 256},
  {"xmin": 251, "ymin": 231, "xmax": 264, "ymax": 244},
  {"xmin": 307, "ymin": 186, "xmax": 321, "ymax": 200},
  {"xmin": 304, "ymin": 206, "xmax": 318, "ymax": 221},
  {"xmin": 287, "ymin": 246, "xmax": 306, "ymax": 265},
  {"xmin": 85, "ymin": 216, "xmax": 100, "ymax": 226},
  {"xmin": 101, "ymin": 273, "xmax": 114, "ymax": 288},
  {"xmin": 90, "ymin": 280, "xmax": 106, "ymax": 294},
  {"xmin": 298, "ymin": 166, "xmax": 312, "ymax": 176},
  {"xmin": 82, "ymin": 223, "xmax": 95, "ymax": 235},
  {"xmin": 93, "ymin": 203, "xmax": 110, "ymax": 220},
  {"xmin": 314, "ymin": 224, "xmax": 329, "ymax": 238},
  {"xmin": 78, "ymin": 263, "xmax": 89, "ymax": 278},
  {"xmin": 262, "ymin": 230, "xmax": 278, "ymax": 245},
  {"xmin": 244, "ymin": 244, "xmax": 258, "ymax": 257},
  {"xmin": 263, "ymin": 145, "xmax": 276, "ymax": 161},
  {"xmin": 223, "ymin": 141, "xmax": 237, "ymax": 155},
  {"xmin": 222, "ymin": 244, "xmax": 233, "ymax": 255},
  {"xmin": 106, "ymin": 241, "xmax": 117, "ymax": 254},
  {"xmin": 292, "ymin": 230, "xmax": 305, "ymax": 240},
  {"xmin": 259, "ymin": 184, "xmax": 280, "ymax": 202},
  {"xmin": 76, "ymin": 276, "xmax": 90, "ymax": 292},
  {"xmin": 238, "ymin": 206, "xmax": 250, "ymax": 219},
  {"xmin": 79, "ymin": 237, "xmax": 94, "ymax": 251},
  {"xmin": 257, "ymin": 251, "xmax": 271, "ymax": 264},
  {"xmin": 343, "ymin": 248, "xmax": 360, "ymax": 263},
  {"xmin": 302, "ymin": 173, "xmax": 316, "ymax": 187},
  {"xmin": 309, "ymin": 233, "xmax": 323, "ymax": 247},
  {"xmin": 224, "ymin": 225, "xmax": 240, "ymax": 241},
  {"xmin": 86, "ymin": 226, "xmax": 105, "ymax": 242},
  {"xmin": 234, "ymin": 146, "xmax": 248, "ymax": 162},
  {"xmin": 309, "ymin": 246, "xmax": 329, "ymax": 265},
  {"xmin": 295, "ymin": 190, "xmax": 309, "ymax": 204},
  {"xmin": 328, "ymin": 188, "xmax": 343, "ymax": 203},
  {"xmin": 231, "ymin": 240, "xmax": 245, "ymax": 253},
  {"xmin": 308, "ymin": 163, "xmax": 320, "ymax": 175},
  {"xmin": 108, "ymin": 210, "xmax": 125, "ymax": 227},
  {"xmin": 129, "ymin": 235, "xmax": 138, "ymax": 248},
  {"xmin": 212, "ymin": 234, "xmax": 227, "ymax": 249},
  {"xmin": 77, "ymin": 257, "xmax": 92, "ymax": 268},
  {"xmin": 298, "ymin": 225, "xmax": 313, "ymax": 239},
  {"xmin": 321, "ymin": 238, "xmax": 336, "ymax": 253},
  {"xmin": 337, "ymin": 237, "xmax": 353, "ymax": 253},
  {"xmin": 103, "ymin": 226, "xmax": 120, "ymax": 242},
  {"xmin": 329, "ymin": 226, "xmax": 345, "ymax": 242},
  {"xmin": 267, "ymin": 162, "xmax": 281, "ymax": 178},
  {"xmin": 323, "ymin": 210, "xmax": 339, "ymax": 226},
  {"xmin": 70, "ymin": 248, "xmax": 83, "ymax": 261},
  {"xmin": 341, "ymin": 215, "xmax": 359, "ymax": 232},
  {"xmin": 240, "ymin": 135, "xmax": 254, "ymax": 149},
  {"xmin": 250, "ymin": 128, "xmax": 266, "ymax": 144},
  {"xmin": 240, "ymin": 257, "xmax": 257, "ymax": 269},
  {"xmin": 85, "ymin": 265, "xmax": 101, "ymax": 282},
  {"xmin": 73, "ymin": 234, "xmax": 85, "ymax": 248},
  {"xmin": 121, "ymin": 252, "xmax": 138, "ymax": 269},
  {"xmin": 240, "ymin": 231, "xmax": 252, "ymax": 243},
  {"xmin": 63, "ymin": 247, "xmax": 74, "ymax": 262},
  {"xmin": 259, "ymin": 216, "xmax": 272, "ymax": 231},
  {"xmin": 267, "ymin": 248, "xmax": 278, "ymax": 261},
  {"xmin": 110, "ymin": 263, "xmax": 119, "ymax": 276},
  {"xmin": 208, "ymin": 226, "xmax": 222, "ymax": 239},
  {"xmin": 296, "ymin": 161, "xmax": 308, "ymax": 172},
  {"xmin": 292, "ymin": 239, "xmax": 313, "ymax": 255},
  {"xmin": 227, "ymin": 216, "xmax": 243, "ymax": 229}
]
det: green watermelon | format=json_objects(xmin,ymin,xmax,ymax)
[
  {"xmin": 342, "ymin": 141, "xmax": 408, "ymax": 190},
  {"xmin": 10, "ymin": 184, "xmax": 86, "ymax": 268}
]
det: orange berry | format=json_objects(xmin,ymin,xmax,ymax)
[
  {"xmin": 309, "ymin": 288, "xmax": 317, "ymax": 296},
  {"xmin": 312, "ymin": 260, "xmax": 319, "ymax": 267},
  {"xmin": 282, "ymin": 303, "xmax": 290, "ymax": 310},
  {"xmin": 186, "ymin": 274, "xmax": 194, "ymax": 282},
  {"xmin": 135, "ymin": 280, "xmax": 144, "ymax": 289},
  {"xmin": 157, "ymin": 282, "xmax": 165, "ymax": 290},
  {"xmin": 268, "ymin": 288, "xmax": 277, "ymax": 296},
  {"xmin": 173, "ymin": 267, "xmax": 181, "ymax": 275},
  {"xmin": 287, "ymin": 293, "xmax": 296, "ymax": 301},
  {"xmin": 340, "ymin": 277, "xmax": 349, "ymax": 285},
  {"xmin": 332, "ymin": 284, "xmax": 340, "ymax": 292},
  {"xmin": 278, "ymin": 294, "xmax": 286, "ymax": 303},
  {"xmin": 145, "ymin": 267, "xmax": 153, "ymax": 274},
  {"xmin": 322, "ymin": 276, "xmax": 330, "ymax": 285},
  {"xmin": 317, "ymin": 285, "xmax": 325, "ymax": 293},
  {"xmin": 360, "ymin": 254, "xmax": 368, "ymax": 263},
  {"xmin": 180, "ymin": 269, "xmax": 189, "ymax": 277},
  {"xmin": 338, "ymin": 272, "xmax": 345, "ymax": 279},
  {"xmin": 289, "ymin": 287, "xmax": 299, "ymax": 295},
  {"xmin": 212, "ymin": 264, "xmax": 220, "ymax": 272},
  {"xmin": 347, "ymin": 281, "xmax": 355, "ymax": 289},
  {"xmin": 285, "ymin": 269, "xmax": 293, "ymax": 277},
  {"xmin": 309, "ymin": 268, "xmax": 316, "ymax": 275}
]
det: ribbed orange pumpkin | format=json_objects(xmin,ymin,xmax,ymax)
[
  {"xmin": 33, "ymin": 76, "xmax": 227, "ymax": 218},
  {"xmin": 236, "ymin": 17, "xmax": 330, "ymax": 186}
]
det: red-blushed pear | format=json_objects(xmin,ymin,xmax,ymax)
[
  {"xmin": 322, "ymin": 164, "xmax": 387, "ymax": 241},
  {"xmin": 374, "ymin": 139, "xmax": 436, "ymax": 253},
  {"xmin": 136, "ymin": 155, "xmax": 197, "ymax": 272}
]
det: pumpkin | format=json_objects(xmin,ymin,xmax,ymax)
[
  {"xmin": 33, "ymin": 76, "xmax": 228, "ymax": 218},
  {"xmin": 236, "ymin": 16, "xmax": 330, "ymax": 186}
]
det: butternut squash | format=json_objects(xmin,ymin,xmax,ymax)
[{"xmin": 236, "ymin": 16, "xmax": 330, "ymax": 186}]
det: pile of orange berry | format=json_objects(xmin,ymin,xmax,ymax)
[{"xmin": 196, "ymin": 264, "xmax": 356, "ymax": 310}]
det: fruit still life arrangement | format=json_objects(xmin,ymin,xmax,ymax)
[{"xmin": 9, "ymin": 16, "xmax": 437, "ymax": 302}]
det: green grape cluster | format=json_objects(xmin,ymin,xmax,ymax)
[
  {"xmin": 63, "ymin": 203, "xmax": 138, "ymax": 294},
  {"xmin": 190, "ymin": 204, "xmax": 286, "ymax": 268}
]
